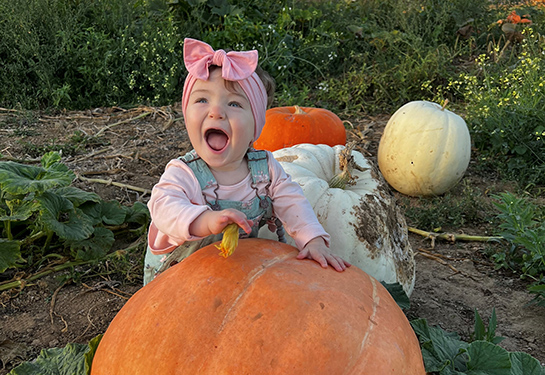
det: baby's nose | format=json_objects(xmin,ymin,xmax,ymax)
[{"xmin": 208, "ymin": 104, "xmax": 225, "ymax": 119}]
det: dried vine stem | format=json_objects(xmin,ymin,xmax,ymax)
[
  {"xmin": 77, "ymin": 175, "xmax": 151, "ymax": 195},
  {"xmin": 0, "ymin": 260, "xmax": 92, "ymax": 292},
  {"xmin": 94, "ymin": 111, "xmax": 151, "ymax": 137},
  {"xmin": 408, "ymin": 227, "xmax": 503, "ymax": 248},
  {"xmin": 0, "ymin": 155, "xmax": 41, "ymax": 164}
]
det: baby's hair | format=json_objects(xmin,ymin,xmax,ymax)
[
  {"xmin": 208, "ymin": 65, "xmax": 276, "ymax": 108},
  {"xmin": 255, "ymin": 65, "xmax": 276, "ymax": 108}
]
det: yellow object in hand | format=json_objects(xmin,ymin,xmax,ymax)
[{"xmin": 215, "ymin": 223, "xmax": 240, "ymax": 258}]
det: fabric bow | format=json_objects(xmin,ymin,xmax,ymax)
[
  {"xmin": 182, "ymin": 38, "xmax": 268, "ymax": 141},
  {"xmin": 184, "ymin": 38, "xmax": 259, "ymax": 81}
]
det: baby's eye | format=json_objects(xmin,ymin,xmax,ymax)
[
  {"xmin": 195, "ymin": 97, "xmax": 208, "ymax": 104},
  {"xmin": 228, "ymin": 101, "xmax": 242, "ymax": 108}
]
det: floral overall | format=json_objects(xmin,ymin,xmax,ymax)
[{"xmin": 143, "ymin": 149, "xmax": 283, "ymax": 285}]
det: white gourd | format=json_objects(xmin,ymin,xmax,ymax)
[
  {"xmin": 259, "ymin": 143, "xmax": 416, "ymax": 296},
  {"xmin": 377, "ymin": 100, "xmax": 471, "ymax": 197}
]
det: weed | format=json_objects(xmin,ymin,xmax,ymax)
[
  {"xmin": 449, "ymin": 19, "xmax": 545, "ymax": 186},
  {"xmin": 0, "ymin": 0, "xmax": 184, "ymax": 109},
  {"xmin": 411, "ymin": 309, "xmax": 543, "ymax": 374},
  {"xmin": 491, "ymin": 192, "xmax": 545, "ymax": 280},
  {"xmin": 400, "ymin": 180, "xmax": 493, "ymax": 231}
]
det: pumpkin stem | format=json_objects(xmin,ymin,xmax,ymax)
[
  {"xmin": 293, "ymin": 105, "xmax": 306, "ymax": 115},
  {"xmin": 441, "ymin": 99, "xmax": 449, "ymax": 111},
  {"xmin": 328, "ymin": 142, "xmax": 368, "ymax": 189},
  {"xmin": 215, "ymin": 223, "xmax": 240, "ymax": 258}
]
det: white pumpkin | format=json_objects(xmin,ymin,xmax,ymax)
[
  {"xmin": 377, "ymin": 100, "xmax": 471, "ymax": 197},
  {"xmin": 260, "ymin": 143, "xmax": 415, "ymax": 296}
]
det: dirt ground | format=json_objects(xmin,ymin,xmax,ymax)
[{"xmin": 0, "ymin": 105, "xmax": 544, "ymax": 373}]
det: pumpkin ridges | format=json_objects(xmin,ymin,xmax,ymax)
[
  {"xmin": 91, "ymin": 239, "xmax": 425, "ymax": 375},
  {"xmin": 346, "ymin": 277, "xmax": 424, "ymax": 374}
]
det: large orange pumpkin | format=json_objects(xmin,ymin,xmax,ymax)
[
  {"xmin": 91, "ymin": 239, "xmax": 425, "ymax": 375},
  {"xmin": 253, "ymin": 105, "xmax": 346, "ymax": 151}
]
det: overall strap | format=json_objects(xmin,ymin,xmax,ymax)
[
  {"xmin": 246, "ymin": 149, "xmax": 273, "ymax": 211},
  {"xmin": 179, "ymin": 150, "xmax": 217, "ymax": 191},
  {"xmin": 246, "ymin": 150, "xmax": 271, "ymax": 186}
]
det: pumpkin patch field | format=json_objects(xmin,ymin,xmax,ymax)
[
  {"xmin": 2, "ymin": 0, "xmax": 545, "ymax": 372},
  {"xmin": 0, "ymin": 107, "xmax": 543, "ymax": 374}
]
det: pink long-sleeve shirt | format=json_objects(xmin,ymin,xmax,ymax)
[{"xmin": 147, "ymin": 150, "xmax": 330, "ymax": 255}]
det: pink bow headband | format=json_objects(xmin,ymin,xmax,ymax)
[{"xmin": 182, "ymin": 38, "xmax": 268, "ymax": 141}]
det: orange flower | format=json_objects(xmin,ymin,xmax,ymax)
[
  {"xmin": 507, "ymin": 11, "xmax": 521, "ymax": 23},
  {"xmin": 502, "ymin": 10, "xmax": 532, "ymax": 25}
]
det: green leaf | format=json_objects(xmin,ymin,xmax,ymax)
[
  {"xmin": 8, "ymin": 342, "xmax": 89, "ymax": 375},
  {"xmin": 0, "ymin": 198, "xmax": 40, "ymax": 222},
  {"xmin": 71, "ymin": 227, "xmax": 115, "ymax": 261},
  {"xmin": 381, "ymin": 281, "xmax": 410, "ymax": 309},
  {"xmin": 53, "ymin": 186, "xmax": 101, "ymax": 207},
  {"xmin": 473, "ymin": 309, "xmax": 486, "ymax": 341},
  {"xmin": 487, "ymin": 309, "xmax": 504, "ymax": 345},
  {"xmin": 123, "ymin": 201, "xmax": 150, "ymax": 225},
  {"xmin": 98, "ymin": 200, "xmax": 126, "ymax": 226},
  {"xmin": 37, "ymin": 191, "xmax": 94, "ymax": 241},
  {"xmin": 466, "ymin": 341, "xmax": 511, "ymax": 375},
  {"xmin": 509, "ymin": 351, "xmax": 544, "ymax": 375},
  {"xmin": 40, "ymin": 152, "xmax": 62, "ymax": 169},
  {"xmin": 0, "ymin": 239, "xmax": 24, "ymax": 273},
  {"xmin": 84, "ymin": 335, "xmax": 102, "ymax": 374},
  {"xmin": 472, "ymin": 309, "xmax": 504, "ymax": 344},
  {"xmin": 80, "ymin": 200, "xmax": 126, "ymax": 226},
  {"xmin": 0, "ymin": 162, "xmax": 74, "ymax": 195},
  {"xmin": 411, "ymin": 318, "xmax": 469, "ymax": 373}
]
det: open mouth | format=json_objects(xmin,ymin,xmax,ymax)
[{"xmin": 205, "ymin": 129, "xmax": 229, "ymax": 151}]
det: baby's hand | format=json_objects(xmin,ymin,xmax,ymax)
[
  {"xmin": 296, "ymin": 237, "xmax": 351, "ymax": 272},
  {"xmin": 211, "ymin": 208, "xmax": 253, "ymax": 234},
  {"xmin": 190, "ymin": 208, "xmax": 253, "ymax": 237}
]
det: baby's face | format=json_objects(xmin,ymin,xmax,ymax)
[{"xmin": 185, "ymin": 69, "xmax": 255, "ymax": 173}]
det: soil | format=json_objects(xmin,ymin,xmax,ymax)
[{"xmin": 0, "ymin": 105, "xmax": 544, "ymax": 373}]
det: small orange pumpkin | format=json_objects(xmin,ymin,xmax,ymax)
[
  {"xmin": 253, "ymin": 105, "xmax": 346, "ymax": 151},
  {"xmin": 91, "ymin": 239, "xmax": 425, "ymax": 375}
]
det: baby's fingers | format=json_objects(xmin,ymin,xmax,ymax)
[
  {"xmin": 234, "ymin": 218, "xmax": 253, "ymax": 234},
  {"xmin": 297, "ymin": 249, "xmax": 328, "ymax": 269},
  {"xmin": 220, "ymin": 210, "xmax": 253, "ymax": 234},
  {"xmin": 325, "ymin": 254, "xmax": 350, "ymax": 272}
]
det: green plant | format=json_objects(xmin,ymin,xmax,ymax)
[
  {"xmin": 401, "ymin": 180, "xmax": 492, "ymax": 231},
  {"xmin": 411, "ymin": 310, "xmax": 544, "ymax": 374},
  {"xmin": 0, "ymin": 152, "xmax": 150, "ymax": 274},
  {"xmin": 451, "ymin": 24, "xmax": 545, "ymax": 186},
  {"xmin": 7, "ymin": 335, "xmax": 102, "ymax": 375},
  {"xmin": 491, "ymin": 192, "xmax": 545, "ymax": 279},
  {"xmin": 0, "ymin": 0, "xmax": 185, "ymax": 109},
  {"xmin": 471, "ymin": 308, "xmax": 504, "ymax": 344},
  {"xmin": 528, "ymin": 283, "xmax": 545, "ymax": 307}
]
